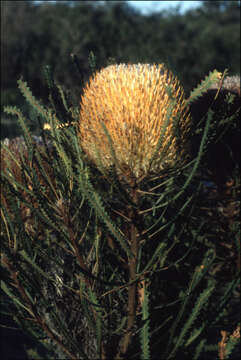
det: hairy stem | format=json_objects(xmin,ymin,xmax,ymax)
[{"xmin": 118, "ymin": 186, "xmax": 139, "ymax": 357}]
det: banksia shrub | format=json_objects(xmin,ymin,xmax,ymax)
[
  {"xmin": 2, "ymin": 63, "xmax": 239, "ymax": 360},
  {"xmin": 78, "ymin": 64, "xmax": 191, "ymax": 184}
]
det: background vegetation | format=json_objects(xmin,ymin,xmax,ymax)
[
  {"xmin": 1, "ymin": 1, "xmax": 240, "ymax": 359},
  {"xmin": 1, "ymin": 0, "xmax": 240, "ymax": 139}
]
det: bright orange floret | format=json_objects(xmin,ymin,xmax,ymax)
[{"xmin": 78, "ymin": 63, "xmax": 191, "ymax": 182}]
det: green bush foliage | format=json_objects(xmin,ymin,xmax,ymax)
[{"xmin": 1, "ymin": 62, "xmax": 240, "ymax": 359}]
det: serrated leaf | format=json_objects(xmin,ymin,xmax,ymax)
[
  {"xmin": 187, "ymin": 69, "xmax": 223, "ymax": 105},
  {"xmin": 17, "ymin": 78, "xmax": 48, "ymax": 120}
]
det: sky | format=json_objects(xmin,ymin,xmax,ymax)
[
  {"xmin": 34, "ymin": 1, "xmax": 202, "ymax": 14},
  {"xmin": 127, "ymin": 1, "xmax": 201, "ymax": 14}
]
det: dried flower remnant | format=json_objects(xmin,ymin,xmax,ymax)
[
  {"xmin": 1, "ymin": 137, "xmax": 55, "ymax": 243},
  {"xmin": 78, "ymin": 63, "xmax": 191, "ymax": 183},
  {"xmin": 209, "ymin": 75, "xmax": 240, "ymax": 96}
]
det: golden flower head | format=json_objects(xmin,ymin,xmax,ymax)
[{"xmin": 78, "ymin": 63, "xmax": 191, "ymax": 182}]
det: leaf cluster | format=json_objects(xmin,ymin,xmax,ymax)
[{"xmin": 1, "ymin": 66, "xmax": 240, "ymax": 359}]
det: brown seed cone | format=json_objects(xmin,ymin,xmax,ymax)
[{"xmin": 78, "ymin": 63, "xmax": 191, "ymax": 183}]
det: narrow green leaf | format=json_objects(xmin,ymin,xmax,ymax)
[
  {"xmin": 140, "ymin": 283, "xmax": 151, "ymax": 360},
  {"xmin": 1, "ymin": 281, "xmax": 34, "ymax": 315}
]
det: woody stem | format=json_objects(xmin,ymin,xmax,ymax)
[{"xmin": 118, "ymin": 186, "xmax": 139, "ymax": 356}]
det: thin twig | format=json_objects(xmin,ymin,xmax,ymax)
[{"xmin": 2, "ymin": 257, "xmax": 76, "ymax": 359}]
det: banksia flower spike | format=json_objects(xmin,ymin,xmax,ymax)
[{"xmin": 78, "ymin": 63, "xmax": 191, "ymax": 184}]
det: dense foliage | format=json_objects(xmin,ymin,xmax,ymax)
[
  {"xmin": 1, "ymin": 60, "xmax": 240, "ymax": 359},
  {"xmin": 1, "ymin": 0, "xmax": 240, "ymax": 139},
  {"xmin": 1, "ymin": 1, "xmax": 240, "ymax": 358}
]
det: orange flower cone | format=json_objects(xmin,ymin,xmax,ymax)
[{"xmin": 78, "ymin": 64, "xmax": 191, "ymax": 183}]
